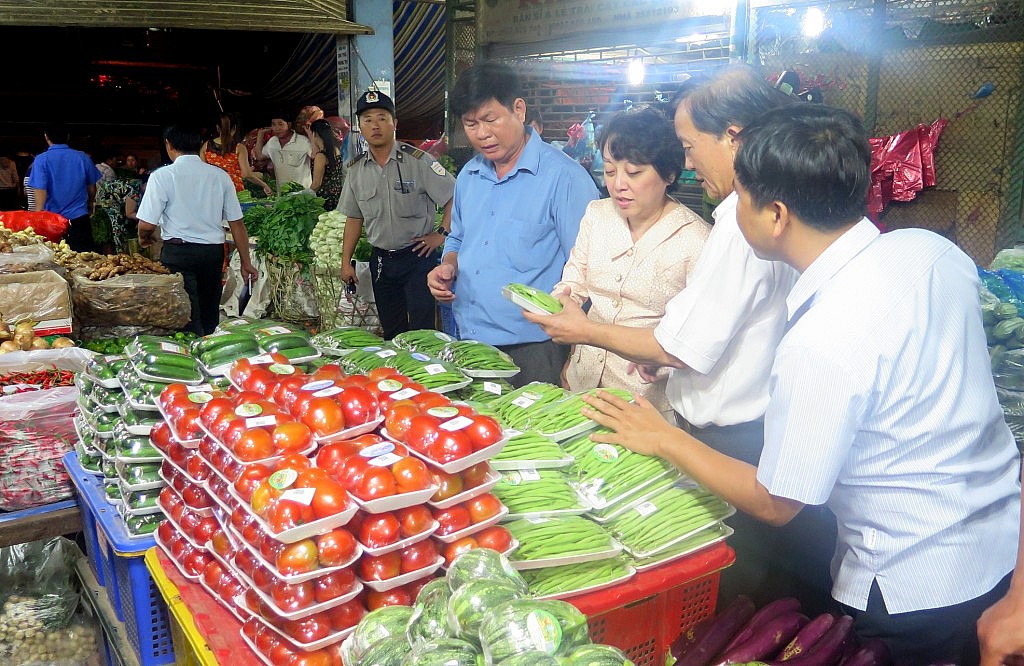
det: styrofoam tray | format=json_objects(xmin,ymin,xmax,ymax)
[
  {"xmin": 511, "ymin": 540, "xmax": 623, "ymax": 571},
  {"xmin": 427, "ymin": 469, "xmax": 501, "ymax": 510},
  {"xmin": 540, "ymin": 419, "xmax": 599, "ymax": 443},
  {"xmin": 359, "ymin": 555, "xmax": 444, "ymax": 592},
  {"xmin": 313, "ymin": 415, "xmax": 385, "ymax": 445},
  {"xmin": 502, "ymin": 286, "xmax": 555, "ymax": 316},
  {"xmin": 632, "ymin": 524, "xmax": 733, "ymax": 572},
  {"xmin": 430, "ymin": 378, "xmax": 473, "ymax": 394},
  {"xmin": 619, "ymin": 505, "xmax": 736, "ymax": 559},
  {"xmin": 461, "ymin": 368, "xmax": 520, "ymax": 379},
  {"xmin": 234, "ymin": 570, "xmax": 363, "ymax": 621},
  {"xmin": 407, "ymin": 436, "xmax": 509, "ymax": 474},
  {"xmin": 198, "ymin": 572, "xmax": 246, "ymax": 623},
  {"xmin": 155, "ymin": 530, "xmax": 202, "ymax": 582},
  {"xmin": 200, "ymin": 421, "xmax": 316, "ymax": 467},
  {"xmin": 225, "ymin": 476, "xmax": 359, "ymax": 545},
  {"xmin": 236, "ymin": 598, "xmax": 356, "ymax": 651},
  {"xmin": 574, "ymin": 467, "xmax": 681, "ymax": 512},
  {"xmin": 84, "ymin": 374, "xmax": 121, "ymax": 391},
  {"xmin": 490, "ymin": 457, "xmax": 574, "ymax": 471},
  {"xmin": 230, "ymin": 522, "xmax": 363, "ymax": 585},
  {"xmin": 238, "ymin": 631, "xmax": 276, "ymax": 666},
  {"xmin": 155, "ymin": 401, "xmax": 204, "ymax": 448},
  {"xmin": 585, "ymin": 474, "xmax": 681, "ymax": 523},
  {"xmin": 358, "ymin": 521, "xmax": 438, "ymax": 557},
  {"xmin": 125, "ymin": 394, "xmax": 160, "ymax": 413},
  {"xmin": 502, "ymin": 506, "xmax": 591, "ymax": 521},
  {"xmin": 352, "ymin": 485, "xmax": 439, "ymax": 514},
  {"xmin": 534, "ymin": 565, "xmax": 636, "ymax": 601},
  {"xmin": 433, "ymin": 505, "xmax": 509, "ymax": 543}
]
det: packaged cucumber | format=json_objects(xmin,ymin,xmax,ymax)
[
  {"xmin": 112, "ymin": 424, "xmax": 162, "ymax": 462},
  {"xmin": 115, "ymin": 460, "xmax": 164, "ymax": 491},
  {"xmin": 131, "ymin": 351, "xmax": 204, "ymax": 384},
  {"xmin": 74, "ymin": 373, "xmax": 95, "ymax": 394},
  {"xmin": 75, "ymin": 442, "xmax": 103, "ymax": 474},
  {"xmin": 120, "ymin": 487, "xmax": 162, "ymax": 514},
  {"xmin": 88, "ymin": 383, "xmax": 123, "ymax": 412},
  {"xmin": 117, "ymin": 402, "xmax": 161, "ymax": 434},
  {"xmin": 85, "ymin": 354, "xmax": 128, "ymax": 387},
  {"xmin": 605, "ymin": 485, "xmax": 732, "ymax": 557},
  {"xmin": 407, "ymin": 578, "xmax": 454, "ymax": 646},
  {"xmin": 125, "ymin": 335, "xmax": 190, "ymax": 358},
  {"xmin": 123, "ymin": 512, "xmax": 163, "ymax": 538},
  {"xmin": 493, "ymin": 471, "xmax": 587, "ymax": 516},
  {"xmin": 392, "ymin": 329, "xmax": 456, "ymax": 356},
  {"xmin": 519, "ymin": 557, "xmax": 634, "ymax": 599}
]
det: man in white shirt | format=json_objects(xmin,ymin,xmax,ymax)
[
  {"xmin": 584, "ymin": 104, "xmax": 1020, "ymax": 663},
  {"xmin": 137, "ymin": 124, "xmax": 257, "ymax": 335},
  {"xmin": 525, "ymin": 65, "xmax": 834, "ymax": 612},
  {"xmin": 254, "ymin": 111, "xmax": 313, "ymax": 191}
]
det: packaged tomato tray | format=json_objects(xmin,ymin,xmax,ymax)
[
  {"xmin": 314, "ymin": 437, "xmax": 438, "ymax": 513},
  {"xmin": 381, "ymin": 398, "xmax": 508, "ymax": 474}
]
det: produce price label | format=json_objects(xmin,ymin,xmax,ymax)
[
  {"xmin": 518, "ymin": 468, "xmax": 541, "ymax": 481},
  {"xmin": 360, "ymin": 442, "xmax": 396, "ymax": 458},
  {"xmin": 249, "ymin": 354, "xmax": 274, "ymax": 365},
  {"xmin": 189, "ymin": 384, "xmax": 214, "ymax": 393},
  {"xmin": 377, "ymin": 379, "xmax": 404, "ymax": 392},
  {"xmin": 483, "ymin": 381, "xmax": 504, "ymax": 395},
  {"xmin": 368, "ymin": 452, "xmax": 403, "ymax": 467},
  {"xmin": 209, "ymin": 329, "xmax": 232, "ymax": 336},
  {"xmin": 269, "ymin": 363, "xmax": 296, "ymax": 375},
  {"xmin": 302, "ymin": 379, "xmax": 335, "ymax": 392},
  {"xmin": 526, "ymin": 610, "xmax": 563, "ymax": 653},
  {"xmin": 246, "ymin": 415, "xmax": 277, "ymax": 428},
  {"xmin": 390, "ymin": 387, "xmax": 420, "ymax": 400},
  {"xmin": 258, "ymin": 326, "xmax": 293, "ymax": 335},
  {"xmin": 376, "ymin": 349, "xmax": 398, "ymax": 358},
  {"xmin": 592, "ymin": 443, "xmax": 620, "ymax": 462},
  {"xmin": 159, "ymin": 342, "xmax": 186, "ymax": 354},
  {"xmin": 281, "ymin": 487, "xmax": 316, "ymax": 505},
  {"xmin": 313, "ymin": 386, "xmax": 344, "ymax": 398},
  {"xmin": 634, "ymin": 501, "xmax": 658, "ymax": 517},
  {"xmin": 423, "ymin": 363, "xmax": 447, "ymax": 376},
  {"xmin": 504, "ymin": 429, "xmax": 522, "ymax": 437},
  {"xmin": 440, "ymin": 416, "xmax": 473, "ymax": 432},
  {"xmin": 525, "ymin": 516, "xmax": 550, "ymax": 524},
  {"xmin": 235, "ymin": 403, "xmax": 263, "ymax": 417},
  {"xmin": 102, "ymin": 354, "xmax": 123, "ymax": 362},
  {"xmin": 269, "ymin": 468, "xmax": 298, "ymax": 490},
  {"xmin": 512, "ymin": 395, "xmax": 539, "ymax": 409},
  {"xmin": 411, "ymin": 352, "xmax": 431, "ymax": 362},
  {"xmin": 187, "ymin": 391, "xmax": 213, "ymax": 404}
]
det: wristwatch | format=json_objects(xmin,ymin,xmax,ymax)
[{"xmin": 436, "ymin": 227, "xmax": 449, "ymax": 236}]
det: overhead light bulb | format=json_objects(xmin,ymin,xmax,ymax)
[
  {"xmin": 628, "ymin": 58, "xmax": 645, "ymax": 85},
  {"xmin": 801, "ymin": 7, "xmax": 827, "ymax": 38}
]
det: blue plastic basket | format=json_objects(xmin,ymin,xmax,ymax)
[{"xmin": 64, "ymin": 452, "xmax": 175, "ymax": 666}]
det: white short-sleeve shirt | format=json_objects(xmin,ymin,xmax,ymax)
[
  {"xmin": 757, "ymin": 219, "xmax": 1021, "ymax": 613},
  {"xmin": 655, "ymin": 193, "xmax": 798, "ymax": 428},
  {"xmin": 136, "ymin": 155, "xmax": 241, "ymax": 244},
  {"xmin": 263, "ymin": 132, "xmax": 312, "ymax": 189}
]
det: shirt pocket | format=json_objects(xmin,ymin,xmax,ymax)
[
  {"xmin": 393, "ymin": 190, "xmax": 425, "ymax": 220},
  {"xmin": 501, "ymin": 217, "xmax": 549, "ymax": 272},
  {"xmin": 355, "ymin": 181, "xmax": 383, "ymax": 220},
  {"xmin": 281, "ymin": 149, "xmax": 307, "ymax": 168}
]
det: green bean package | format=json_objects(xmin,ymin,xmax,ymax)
[
  {"xmin": 563, "ymin": 430, "xmax": 680, "ymax": 510},
  {"xmin": 504, "ymin": 515, "xmax": 618, "ymax": 566},
  {"xmin": 493, "ymin": 470, "xmax": 588, "ymax": 517},
  {"xmin": 605, "ymin": 485, "xmax": 733, "ymax": 557},
  {"xmin": 491, "ymin": 430, "xmax": 573, "ymax": 470},
  {"xmin": 441, "ymin": 339, "xmax": 521, "ymax": 378},
  {"xmin": 488, "ymin": 382, "xmax": 567, "ymax": 430},
  {"xmin": 525, "ymin": 388, "xmax": 632, "ymax": 441},
  {"xmin": 393, "ymin": 329, "xmax": 456, "ymax": 357},
  {"xmin": 520, "ymin": 556, "xmax": 635, "ymax": 600}
]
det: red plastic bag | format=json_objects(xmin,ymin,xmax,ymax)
[{"xmin": 0, "ymin": 211, "xmax": 69, "ymax": 242}]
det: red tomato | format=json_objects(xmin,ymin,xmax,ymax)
[
  {"xmin": 399, "ymin": 539, "xmax": 439, "ymax": 574},
  {"xmin": 430, "ymin": 470, "xmax": 464, "ymax": 502},
  {"xmin": 272, "ymin": 421, "xmax": 313, "ymax": 452},
  {"xmin": 199, "ymin": 397, "xmax": 234, "ymax": 429},
  {"xmin": 338, "ymin": 454, "xmax": 371, "ymax": 492},
  {"xmin": 338, "ymin": 386, "xmax": 378, "ymax": 427},
  {"xmin": 274, "ymin": 453, "xmax": 313, "ymax": 474},
  {"xmin": 267, "ymin": 498, "xmax": 315, "ymax": 534},
  {"xmin": 228, "ymin": 359, "xmax": 254, "ymax": 387},
  {"xmin": 234, "ymin": 549, "xmax": 258, "ymax": 578},
  {"xmin": 194, "ymin": 516, "xmax": 219, "ymax": 544},
  {"xmin": 183, "ymin": 550, "xmax": 211, "ymax": 577},
  {"xmin": 367, "ymin": 586, "xmax": 413, "ymax": 610},
  {"xmin": 299, "ymin": 397, "xmax": 346, "ymax": 437},
  {"xmin": 405, "ymin": 415, "xmax": 442, "ymax": 453},
  {"xmin": 359, "ymin": 551, "xmax": 401, "ymax": 581},
  {"xmin": 249, "ymin": 479, "xmax": 282, "ymax": 516},
  {"xmin": 220, "ymin": 419, "xmax": 249, "ymax": 448},
  {"xmin": 315, "ymin": 441, "xmax": 360, "ymax": 476},
  {"xmin": 443, "ymin": 537, "xmax": 479, "ymax": 567},
  {"xmin": 252, "ymin": 564, "xmax": 277, "ymax": 591},
  {"xmin": 260, "ymin": 537, "xmax": 285, "ymax": 564},
  {"xmin": 433, "ymin": 506, "xmax": 472, "ymax": 536},
  {"xmin": 270, "ymin": 579, "xmax": 315, "ymax": 613},
  {"xmin": 326, "ymin": 598, "xmax": 366, "ymax": 631},
  {"xmin": 182, "ymin": 484, "xmax": 212, "ymax": 510},
  {"xmin": 392, "ymin": 456, "xmax": 431, "ymax": 493},
  {"xmin": 176, "ymin": 409, "xmax": 203, "ymax": 440},
  {"xmin": 411, "ymin": 392, "xmax": 451, "ymax": 411},
  {"xmin": 461, "ymin": 463, "xmax": 491, "ymax": 489},
  {"xmin": 396, "ymin": 505, "xmax": 434, "ymax": 538},
  {"xmin": 184, "ymin": 453, "xmax": 210, "ymax": 482},
  {"xmin": 243, "ymin": 367, "xmax": 277, "ymax": 395},
  {"xmin": 315, "ymin": 528, "xmax": 357, "ymax": 566},
  {"xmin": 276, "ymin": 539, "xmax": 319, "ymax": 575},
  {"xmin": 150, "ymin": 420, "xmax": 174, "ymax": 452},
  {"xmin": 233, "ymin": 428, "xmax": 275, "ymax": 462},
  {"xmin": 312, "ymin": 568, "xmax": 356, "ymax": 603},
  {"xmin": 159, "ymin": 383, "xmax": 190, "ymax": 408},
  {"xmin": 358, "ymin": 513, "xmax": 401, "ymax": 548},
  {"xmin": 290, "ymin": 652, "xmax": 333, "ymax": 666},
  {"xmin": 427, "ymin": 430, "xmax": 473, "ymax": 464},
  {"xmin": 311, "ymin": 363, "xmax": 346, "ymax": 382},
  {"xmin": 474, "ymin": 526, "xmax": 513, "ymax": 553},
  {"xmin": 367, "ymin": 367, "xmax": 400, "ymax": 382},
  {"xmin": 356, "ymin": 467, "xmax": 397, "ymax": 501},
  {"xmin": 466, "ymin": 493, "xmax": 503, "ymax": 523},
  {"xmin": 283, "ymin": 613, "xmax": 333, "ymax": 644},
  {"xmin": 157, "ymin": 520, "xmax": 175, "ymax": 544},
  {"xmin": 309, "ymin": 477, "xmax": 351, "ymax": 519},
  {"xmin": 383, "ymin": 400, "xmax": 420, "ymax": 439},
  {"xmin": 464, "ymin": 415, "xmax": 503, "ymax": 450},
  {"xmin": 272, "ymin": 375, "xmax": 310, "ymax": 411}
]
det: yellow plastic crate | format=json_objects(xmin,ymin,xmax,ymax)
[{"xmin": 144, "ymin": 548, "xmax": 213, "ymax": 666}]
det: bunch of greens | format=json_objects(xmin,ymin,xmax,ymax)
[
  {"xmin": 254, "ymin": 192, "xmax": 325, "ymax": 264},
  {"xmin": 242, "ymin": 203, "xmax": 273, "ymax": 238}
]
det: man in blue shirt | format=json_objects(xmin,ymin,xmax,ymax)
[
  {"xmin": 28, "ymin": 123, "xmax": 101, "ymax": 251},
  {"xmin": 427, "ymin": 62, "xmax": 599, "ymax": 386}
]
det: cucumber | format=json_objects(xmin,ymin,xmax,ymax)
[
  {"xmin": 278, "ymin": 345, "xmax": 318, "ymax": 360},
  {"xmin": 125, "ymin": 513, "xmax": 162, "ymax": 536},
  {"xmin": 193, "ymin": 332, "xmax": 257, "ymax": 355},
  {"xmin": 138, "ymin": 362, "xmax": 203, "ymax": 382},
  {"xmin": 260, "ymin": 332, "xmax": 312, "ymax": 352},
  {"xmin": 200, "ymin": 341, "xmax": 260, "ymax": 367},
  {"xmin": 140, "ymin": 352, "xmax": 198, "ymax": 369}
]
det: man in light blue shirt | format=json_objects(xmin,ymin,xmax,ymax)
[
  {"xmin": 427, "ymin": 62, "xmax": 599, "ymax": 386},
  {"xmin": 582, "ymin": 105, "xmax": 1020, "ymax": 662},
  {"xmin": 28, "ymin": 122, "xmax": 101, "ymax": 252}
]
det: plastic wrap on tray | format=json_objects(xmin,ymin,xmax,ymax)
[
  {"xmin": 71, "ymin": 271, "xmax": 191, "ymax": 329},
  {"xmin": 0, "ymin": 386, "xmax": 77, "ymax": 510},
  {"xmin": 0, "ymin": 243, "xmax": 56, "ymax": 274}
]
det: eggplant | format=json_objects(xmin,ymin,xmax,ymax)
[
  {"xmin": 721, "ymin": 597, "xmax": 803, "ymax": 655},
  {"xmin": 770, "ymin": 614, "xmax": 854, "ymax": 666},
  {"xmin": 714, "ymin": 611, "xmax": 808, "ymax": 663},
  {"xmin": 672, "ymin": 616, "xmax": 714, "ymax": 660},
  {"xmin": 675, "ymin": 595, "xmax": 757, "ymax": 666},
  {"xmin": 778, "ymin": 613, "xmax": 836, "ymax": 661},
  {"xmin": 837, "ymin": 639, "xmax": 891, "ymax": 666}
]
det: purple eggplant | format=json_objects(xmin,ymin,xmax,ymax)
[
  {"xmin": 675, "ymin": 595, "xmax": 757, "ymax": 666},
  {"xmin": 838, "ymin": 639, "xmax": 891, "ymax": 666},
  {"xmin": 770, "ymin": 614, "xmax": 854, "ymax": 666},
  {"xmin": 672, "ymin": 616, "xmax": 714, "ymax": 660},
  {"xmin": 720, "ymin": 597, "xmax": 803, "ymax": 655},
  {"xmin": 779, "ymin": 613, "xmax": 836, "ymax": 661},
  {"xmin": 714, "ymin": 611, "xmax": 808, "ymax": 663}
]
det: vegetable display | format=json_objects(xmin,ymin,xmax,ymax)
[
  {"xmin": 605, "ymin": 486, "xmax": 732, "ymax": 556},
  {"xmin": 252, "ymin": 192, "xmax": 325, "ymax": 265},
  {"xmin": 310, "ymin": 209, "xmax": 372, "ymax": 268}
]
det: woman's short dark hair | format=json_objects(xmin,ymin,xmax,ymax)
[
  {"xmin": 451, "ymin": 62, "xmax": 522, "ymax": 119},
  {"xmin": 164, "ymin": 125, "xmax": 203, "ymax": 154},
  {"xmin": 735, "ymin": 105, "xmax": 871, "ymax": 231},
  {"xmin": 674, "ymin": 65, "xmax": 795, "ymax": 136},
  {"xmin": 598, "ymin": 108, "xmax": 684, "ymax": 192}
]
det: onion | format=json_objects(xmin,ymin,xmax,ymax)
[
  {"xmin": 0, "ymin": 341, "xmax": 20, "ymax": 353},
  {"xmin": 29, "ymin": 337, "xmax": 49, "ymax": 350},
  {"xmin": 49, "ymin": 337, "xmax": 75, "ymax": 349}
]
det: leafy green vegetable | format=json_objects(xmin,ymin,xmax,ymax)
[{"xmin": 254, "ymin": 192, "xmax": 325, "ymax": 265}]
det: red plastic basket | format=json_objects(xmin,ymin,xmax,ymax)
[{"xmin": 570, "ymin": 542, "xmax": 735, "ymax": 666}]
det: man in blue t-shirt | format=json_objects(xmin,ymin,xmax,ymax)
[
  {"xmin": 28, "ymin": 123, "xmax": 101, "ymax": 251},
  {"xmin": 427, "ymin": 62, "xmax": 599, "ymax": 386}
]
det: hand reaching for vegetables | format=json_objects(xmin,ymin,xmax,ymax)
[
  {"xmin": 581, "ymin": 389, "xmax": 675, "ymax": 458},
  {"xmin": 521, "ymin": 295, "xmax": 592, "ymax": 345}
]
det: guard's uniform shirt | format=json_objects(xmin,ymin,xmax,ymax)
[{"xmin": 337, "ymin": 143, "xmax": 455, "ymax": 250}]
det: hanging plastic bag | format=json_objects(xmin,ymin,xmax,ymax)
[{"xmin": 0, "ymin": 211, "xmax": 69, "ymax": 243}]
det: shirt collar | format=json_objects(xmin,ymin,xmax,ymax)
[
  {"xmin": 363, "ymin": 143, "xmax": 399, "ymax": 165},
  {"xmin": 786, "ymin": 217, "xmax": 879, "ymax": 320},
  {"xmin": 47, "ymin": 144, "xmax": 70, "ymax": 151},
  {"xmin": 465, "ymin": 128, "xmax": 540, "ymax": 182},
  {"xmin": 607, "ymin": 200, "xmax": 698, "ymax": 259},
  {"xmin": 712, "ymin": 191, "xmax": 739, "ymax": 222}
]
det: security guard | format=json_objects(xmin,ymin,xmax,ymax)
[{"xmin": 339, "ymin": 90, "xmax": 456, "ymax": 339}]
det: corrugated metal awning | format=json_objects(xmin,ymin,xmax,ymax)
[{"xmin": 0, "ymin": 0, "xmax": 372, "ymax": 34}]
